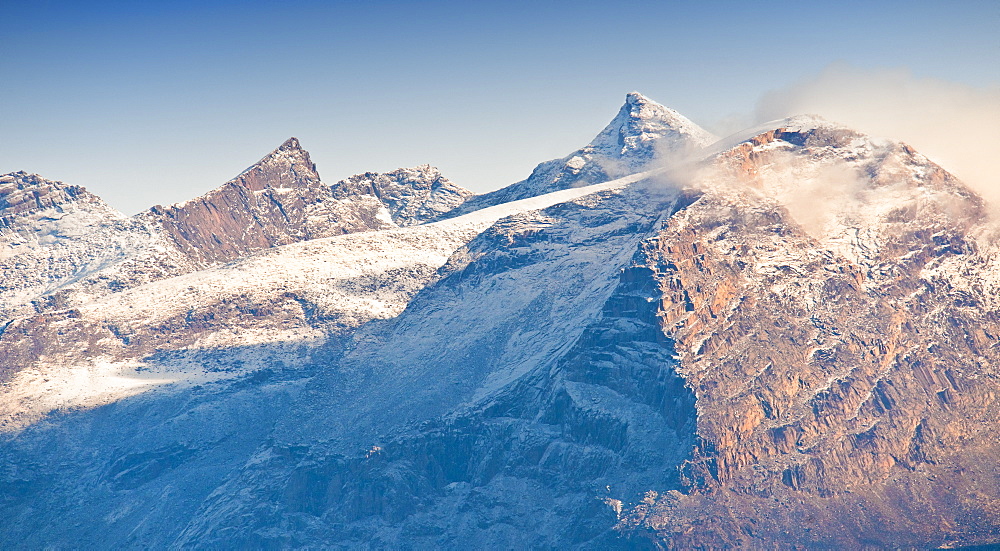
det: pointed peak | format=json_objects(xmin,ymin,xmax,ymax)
[
  {"xmin": 588, "ymin": 92, "xmax": 718, "ymax": 158},
  {"xmin": 277, "ymin": 137, "xmax": 302, "ymax": 151},
  {"xmin": 246, "ymin": 137, "xmax": 307, "ymax": 168},
  {"xmin": 617, "ymin": 91, "xmax": 684, "ymax": 123},
  {"xmin": 234, "ymin": 137, "xmax": 313, "ymax": 179},
  {"xmin": 620, "ymin": 92, "xmax": 673, "ymax": 121},
  {"xmin": 158, "ymin": 137, "xmax": 321, "ymax": 208},
  {"xmin": 625, "ymin": 91, "xmax": 653, "ymax": 106}
]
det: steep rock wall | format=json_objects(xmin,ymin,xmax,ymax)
[
  {"xmin": 618, "ymin": 126, "xmax": 1000, "ymax": 548},
  {"xmin": 147, "ymin": 138, "xmax": 390, "ymax": 265}
]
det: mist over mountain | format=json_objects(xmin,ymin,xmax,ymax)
[{"xmin": 1, "ymin": 93, "xmax": 997, "ymax": 549}]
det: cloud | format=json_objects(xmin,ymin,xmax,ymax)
[
  {"xmin": 753, "ymin": 63, "xmax": 1000, "ymax": 205},
  {"xmin": 774, "ymin": 153, "xmax": 867, "ymax": 240}
]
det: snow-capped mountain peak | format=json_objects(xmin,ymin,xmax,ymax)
[
  {"xmin": 438, "ymin": 92, "xmax": 717, "ymax": 218},
  {"xmin": 588, "ymin": 91, "xmax": 717, "ymax": 164}
]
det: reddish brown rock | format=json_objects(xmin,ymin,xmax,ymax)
[
  {"xmin": 618, "ymin": 125, "xmax": 1000, "ymax": 549},
  {"xmin": 147, "ymin": 138, "xmax": 390, "ymax": 265}
]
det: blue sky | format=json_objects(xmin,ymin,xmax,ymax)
[{"xmin": 2, "ymin": 0, "xmax": 998, "ymax": 214}]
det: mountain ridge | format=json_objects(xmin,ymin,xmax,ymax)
[
  {"xmin": 144, "ymin": 135, "xmax": 390, "ymax": 265},
  {"xmin": 437, "ymin": 93, "xmax": 717, "ymax": 220},
  {"xmin": 1, "ymin": 94, "xmax": 998, "ymax": 549},
  {"xmin": 0, "ymin": 139, "xmax": 476, "ymax": 325}
]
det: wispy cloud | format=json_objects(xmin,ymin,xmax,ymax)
[{"xmin": 753, "ymin": 63, "xmax": 1000, "ymax": 204}]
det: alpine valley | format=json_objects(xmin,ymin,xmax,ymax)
[{"xmin": 1, "ymin": 93, "xmax": 998, "ymax": 549}]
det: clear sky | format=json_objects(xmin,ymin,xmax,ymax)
[{"xmin": 2, "ymin": 0, "xmax": 998, "ymax": 214}]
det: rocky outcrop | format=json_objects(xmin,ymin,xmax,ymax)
[
  {"xmin": 0, "ymin": 171, "xmax": 120, "ymax": 235},
  {"xmin": 331, "ymin": 165, "xmax": 472, "ymax": 226},
  {"xmin": 0, "ymin": 171, "xmax": 163, "ymax": 323},
  {"xmin": 613, "ymin": 121, "xmax": 1000, "ymax": 548},
  {"xmin": 147, "ymin": 137, "xmax": 392, "ymax": 265}
]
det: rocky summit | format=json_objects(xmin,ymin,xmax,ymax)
[
  {"xmin": 0, "ymin": 93, "xmax": 997, "ymax": 549},
  {"xmin": 146, "ymin": 137, "xmax": 393, "ymax": 265},
  {"xmin": 331, "ymin": 164, "xmax": 473, "ymax": 227},
  {"xmin": 439, "ymin": 91, "xmax": 717, "ymax": 220}
]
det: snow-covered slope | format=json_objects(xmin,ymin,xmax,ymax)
[
  {"xmin": 0, "ymin": 173, "xmax": 645, "ymax": 431},
  {"xmin": 441, "ymin": 92, "xmax": 715, "ymax": 218},
  {"xmin": 0, "ymin": 172, "xmax": 191, "ymax": 321},
  {"xmin": 1, "ymin": 101, "xmax": 998, "ymax": 550},
  {"xmin": 331, "ymin": 164, "xmax": 473, "ymax": 226}
]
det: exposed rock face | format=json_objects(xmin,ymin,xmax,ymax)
[
  {"xmin": 159, "ymin": 182, "xmax": 685, "ymax": 549},
  {"xmin": 0, "ymin": 172, "xmax": 179, "ymax": 323},
  {"xmin": 1, "ymin": 103, "xmax": 999, "ymax": 549},
  {"xmin": 331, "ymin": 165, "xmax": 473, "ymax": 226},
  {"xmin": 0, "ymin": 171, "xmax": 120, "ymax": 235},
  {"xmin": 147, "ymin": 137, "xmax": 392, "ymax": 265},
  {"xmin": 441, "ymin": 92, "xmax": 717, "ymax": 219},
  {"xmin": 615, "ymin": 120, "xmax": 1000, "ymax": 548}
]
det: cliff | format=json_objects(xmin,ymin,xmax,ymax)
[{"xmin": 147, "ymin": 137, "xmax": 392, "ymax": 265}]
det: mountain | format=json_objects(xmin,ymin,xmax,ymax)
[
  {"xmin": 0, "ymin": 171, "xmax": 191, "ymax": 322},
  {"xmin": 441, "ymin": 92, "xmax": 716, "ymax": 218},
  {"xmin": 0, "ymin": 171, "xmax": 121, "ymax": 236},
  {"xmin": 146, "ymin": 137, "xmax": 393, "ymax": 265},
  {"xmin": 614, "ymin": 116, "xmax": 1000, "ymax": 548},
  {"xmin": 0, "ymin": 171, "xmax": 124, "ymax": 304},
  {"xmin": 331, "ymin": 164, "xmax": 473, "ymax": 226},
  {"xmin": 1, "ymin": 97, "xmax": 998, "ymax": 549},
  {"xmin": 0, "ymin": 140, "xmax": 472, "ymax": 329}
]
